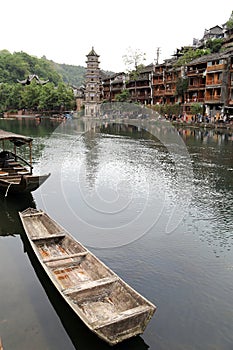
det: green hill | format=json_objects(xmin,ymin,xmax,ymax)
[
  {"xmin": 0, "ymin": 50, "xmax": 62, "ymax": 85},
  {"xmin": 52, "ymin": 61, "xmax": 86, "ymax": 87},
  {"xmin": 0, "ymin": 50, "xmax": 114, "ymax": 87}
]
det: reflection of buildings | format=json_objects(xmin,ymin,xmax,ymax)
[{"xmin": 84, "ymin": 48, "xmax": 101, "ymax": 117}]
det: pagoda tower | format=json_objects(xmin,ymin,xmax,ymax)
[{"xmin": 84, "ymin": 47, "xmax": 101, "ymax": 117}]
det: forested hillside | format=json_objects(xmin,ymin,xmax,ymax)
[
  {"xmin": 0, "ymin": 50, "xmax": 79, "ymax": 113},
  {"xmin": 0, "ymin": 50, "xmax": 85, "ymax": 86},
  {"xmin": 0, "ymin": 50, "xmax": 115, "ymax": 113},
  {"xmin": 52, "ymin": 62, "xmax": 86, "ymax": 86},
  {"xmin": 0, "ymin": 50, "xmax": 114, "ymax": 87}
]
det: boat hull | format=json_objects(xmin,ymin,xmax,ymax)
[
  {"xmin": 0, "ymin": 173, "xmax": 50, "ymax": 195},
  {"xmin": 19, "ymin": 208, "xmax": 156, "ymax": 346}
]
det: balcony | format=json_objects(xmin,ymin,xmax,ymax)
[
  {"xmin": 185, "ymin": 97, "xmax": 205, "ymax": 103},
  {"xmin": 112, "ymin": 87, "xmax": 122, "ymax": 92},
  {"xmin": 205, "ymin": 95, "xmax": 221, "ymax": 102},
  {"xmin": 206, "ymin": 80, "xmax": 222, "ymax": 86},
  {"xmin": 186, "ymin": 68, "xmax": 206, "ymax": 76},
  {"xmin": 153, "ymin": 78, "xmax": 164, "ymax": 84},
  {"xmin": 153, "ymin": 90, "xmax": 165, "ymax": 96},
  {"xmin": 207, "ymin": 63, "xmax": 226, "ymax": 72},
  {"xmin": 188, "ymin": 84, "xmax": 205, "ymax": 89},
  {"xmin": 164, "ymin": 89, "xmax": 176, "ymax": 96},
  {"xmin": 137, "ymin": 95, "xmax": 150, "ymax": 100}
]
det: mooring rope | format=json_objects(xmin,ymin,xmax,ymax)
[{"xmin": 5, "ymin": 183, "xmax": 12, "ymax": 197}]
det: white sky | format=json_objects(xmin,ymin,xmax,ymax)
[{"xmin": 0, "ymin": 1, "xmax": 232, "ymax": 72}]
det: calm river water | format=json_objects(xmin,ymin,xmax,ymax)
[{"xmin": 0, "ymin": 117, "xmax": 233, "ymax": 350}]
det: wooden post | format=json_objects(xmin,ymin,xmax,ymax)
[
  {"xmin": 0, "ymin": 337, "xmax": 3, "ymax": 350},
  {"xmin": 29, "ymin": 141, "xmax": 32, "ymax": 174},
  {"xmin": 14, "ymin": 144, "xmax": 16, "ymax": 160}
]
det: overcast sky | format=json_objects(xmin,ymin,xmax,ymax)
[{"xmin": 1, "ymin": 1, "xmax": 232, "ymax": 72}]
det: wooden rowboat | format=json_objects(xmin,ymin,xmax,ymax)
[{"xmin": 19, "ymin": 208, "xmax": 156, "ymax": 346}]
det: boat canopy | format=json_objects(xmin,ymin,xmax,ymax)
[{"xmin": 0, "ymin": 129, "xmax": 33, "ymax": 146}]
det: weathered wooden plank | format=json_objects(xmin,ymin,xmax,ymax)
[
  {"xmin": 31, "ymin": 233, "xmax": 66, "ymax": 241},
  {"xmin": 0, "ymin": 337, "xmax": 3, "ymax": 350},
  {"xmin": 63, "ymin": 276, "xmax": 118, "ymax": 295},
  {"xmin": 43, "ymin": 251, "xmax": 88, "ymax": 263},
  {"xmin": 22, "ymin": 212, "xmax": 43, "ymax": 217},
  {"xmin": 93, "ymin": 305, "xmax": 152, "ymax": 330}
]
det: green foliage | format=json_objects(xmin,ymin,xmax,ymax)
[
  {"xmin": 174, "ymin": 48, "xmax": 211, "ymax": 67},
  {"xmin": 0, "ymin": 81, "xmax": 75, "ymax": 113},
  {"xmin": 21, "ymin": 80, "xmax": 41, "ymax": 110},
  {"xmin": 175, "ymin": 77, "xmax": 188, "ymax": 98},
  {"xmin": 53, "ymin": 62, "xmax": 86, "ymax": 86},
  {"xmin": 115, "ymin": 89, "xmax": 130, "ymax": 102},
  {"xmin": 0, "ymin": 50, "xmax": 62, "ymax": 84},
  {"xmin": 152, "ymin": 103, "xmax": 181, "ymax": 116},
  {"xmin": 206, "ymin": 38, "xmax": 223, "ymax": 53},
  {"xmin": 0, "ymin": 51, "xmax": 78, "ymax": 113},
  {"xmin": 226, "ymin": 10, "xmax": 233, "ymax": 29},
  {"xmin": 190, "ymin": 102, "xmax": 203, "ymax": 115},
  {"xmin": 0, "ymin": 83, "xmax": 24, "ymax": 111}
]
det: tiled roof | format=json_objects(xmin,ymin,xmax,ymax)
[{"xmin": 87, "ymin": 47, "xmax": 99, "ymax": 57}]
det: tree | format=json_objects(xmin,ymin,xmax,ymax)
[
  {"xmin": 38, "ymin": 82, "xmax": 75, "ymax": 111},
  {"xmin": 174, "ymin": 48, "xmax": 210, "ymax": 67},
  {"xmin": 175, "ymin": 77, "xmax": 188, "ymax": 103},
  {"xmin": 122, "ymin": 47, "xmax": 146, "ymax": 101},
  {"xmin": 115, "ymin": 89, "xmax": 130, "ymax": 102},
  {"xmin": 37, "ymin": 83, "xmax": 59, "ymax": 111},
  {"xmin": 206, "ymin": 38, "xmax": 223, "ymax": 53},
  {"xmin": 0, "ymin": 83, "xmax": 24, "ymax": 112},
  {"xmin": 190, "ymin": 102, "xmax": 203, "ymax": 116},
  {"xmin": 122, "ymin": 47, "xmax": 146, "ymax": 72},
  {"xmin": 226, "ymin": 10, "xmax": 233, "ymax": 29},
  {"xmin": 21, "ymin": 80, "xmax": 41, "ymax": 110}
]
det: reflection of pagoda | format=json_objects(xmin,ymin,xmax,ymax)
[{"xmin": 84, "ymin": 47, "xmax": 101, "ymax": 117}]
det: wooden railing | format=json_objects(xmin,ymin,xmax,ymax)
[
  {"xmin": 205, "ymin": 95, "xmax": 221, "ymax": 101},
  {"xmin": 186, "ymin": 98, "xmax": 205, "ymax": 103},
  {"xmin": 188, "ymin": 84, "xmax": 205, "ymax": 88},
  {"xmin": 206, "ymin": 80, "xmax": 222, "ymax": 85},
  {"xmin": 207, "ymin": 63, "xmax": 226, "ymax": 71}
]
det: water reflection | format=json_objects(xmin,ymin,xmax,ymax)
[
  {"xmin": 1, "ymin": 117, "xmax": 233, "ymax": 349},
  {"xmin": 0, "ymin": 193, "xmax": 36, "ymax": 237},
  {"xmin": 175, "ymin": 126, "xmax": 233, "ymax": 256},
  {"xmin": 177, "ymin": 126, "xmax": 233, "ymax": 145}
]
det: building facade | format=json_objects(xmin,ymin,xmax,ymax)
[
  {"xmin": 101, "ymin": 47, "xmax": 233, "ymax": 119},
  {"xmin": 82, "ymin": 27, "xmax": 233, "ymax": 119}
]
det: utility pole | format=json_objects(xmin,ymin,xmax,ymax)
[{"xmin": 156, "ymin": 47, "xmax": 160, "ymax": 65}]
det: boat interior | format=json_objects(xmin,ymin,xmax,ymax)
[
  {"xmin": 30, "ymin": 235, "xmax": 115, "ymax": 290},
  {"xmin": 0, "ymin": 151, "xmax": 30, "ymax": 179},
  {"xmin": 35, "ymin": 235, "xmax": 151, "ymax": 333},
  {"xmin": 21, "ymin": 211, "xmax": 64, "ymax": 238}
]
